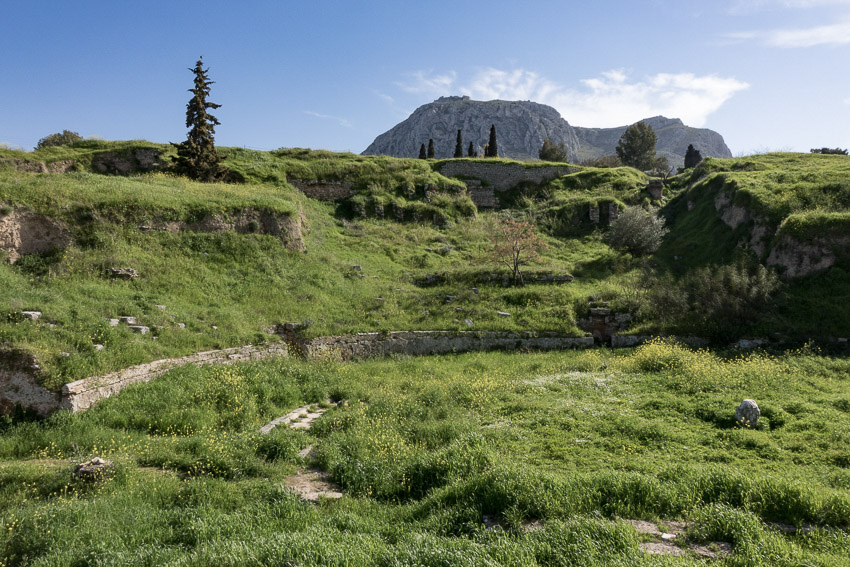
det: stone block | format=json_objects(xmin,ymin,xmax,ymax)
[{"xmin": 735, "ymin": 399, "xmax": 760, "ymax": 427}]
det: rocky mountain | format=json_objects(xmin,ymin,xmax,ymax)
[
  {"xmin": 573, "ymin": 116, "xmax": 732, "ymax": 167},
  {"xmin": 363, "ymin": 96, "xmax": 580, "ymax": 161},
  {"xmin": 363, "ymin": 98, "xmax": 732, "ymax": 167}
]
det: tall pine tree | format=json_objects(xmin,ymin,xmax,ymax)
[
  {"xmin": 172, "ymin": 57, "xmax": 223, "ymax": 181},
  {"xmin": 427, "ymin": 139, "xmax": 435, "ymax": 159},
  {"xmin": 468, "ymin": 141, "xmax": 476, "ymax": 157},
  {"xmin": 454, "ymin": 130, "xmax": 463, "ymax": 158},
  {"xmin": 487, "ymin": 124, "xmax": 498, "ymax": 157},
  {"xmin": 419, "ymin": 143, "xmax": 427, "ymax": 159}
]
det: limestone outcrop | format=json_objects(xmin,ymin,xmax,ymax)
[
  {"xmin": 363, "ymin": 98, "xmax": 731, "ymax": 166},
  {"xmin": 363, "ymin": 97, "xmax": 581, "ymax": 161},
  {"xmin": 0, "ymin": 208, "xmax": 73, "ymax": 263}
]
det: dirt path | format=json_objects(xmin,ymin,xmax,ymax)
[{"xmin": 260, "ymin": 401, "xmax": 347, "ymax": 501}]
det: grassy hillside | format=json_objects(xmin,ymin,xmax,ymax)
[
  {"xmin": 2, "ymin": 143, "xmax": 850, "ymax": 565},
  {"xmin": 1, "ymin": 345, "xmax": 848, "ymax": 565},
  {"xmin": 2, "ymin": 146, "xmax": 850, "ymax": 385},
  {"xmin": 652, "ymin": 153, "xmax": 850, "ymax": 338},
  {"xmin": 0, "ymin": 144, "xmax": 616, "ymax": 387}
]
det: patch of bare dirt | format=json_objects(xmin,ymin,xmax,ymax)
[
  {"xmin": 0, "ymin": 208, "xmax": 72, "ymax": 263},
  {"xmin": 640, "ymin": 541, "xmax": 686, "ymax": 556},
  {"xmin": 282, "ymin": 468, "xmax": 343, "ymax": 502},
  {"xmin": 625, "ymin": 519, "xmax": 731, "ymax": 559}
]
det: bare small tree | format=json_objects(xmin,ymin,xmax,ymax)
[{"xmin": 489, "ymin": 218, "xmax": 548, "ymax": 285}]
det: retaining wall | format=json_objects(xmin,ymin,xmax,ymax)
[
  {"xmin": 60, "ymin": 344, "xmax": 290, "ymax": 413},
  {"xmin": 301, "ymin": 330, "xmax": 593, "ymax": 361},
  {"xmin": 439, "ymin": 162, "xmax": 578, "ymax": 192},
  {"xmin": 2, "ymin": 330, "xmax": 595, "ymax": 415},
  {"xmin": 289, "ymin": 179, "xmax": 355, "ymax": 201}
]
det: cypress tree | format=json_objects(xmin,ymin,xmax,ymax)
[
  {"xmin": 454, "ymin": 130, "xmax": 464, "ymax": 158},
  {"xmin": 419, "ymin": 143, "xmax": 427, "ymax": 159},
  {"xmin": 684, "ymin": 144, "xmax": 703, "ymax": 169},
  {"xmin": 487, "ymin": 124, "xmax": 498, "ymax": 157},
  {"xmin": 172, "ymin": 57, "xmax": 223, "ymax": 181},
  {"xmin": 468, "ymin": 142, "xmax": 476, "ymax": 157},
  {"xmin": 427, "ymin": 138, "xmax": 435, "ymax": 159}
]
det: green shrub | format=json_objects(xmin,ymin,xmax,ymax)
[
  {"xmin": 35, "ymin": 130, "xmax": 83, "ymax": 150},
  {"xmin": 605, "ymin": 206, "xmax": 668, "ymax": 256},
  {"xmin": 641, "ymin": 262, "xmax": 781, "ymax": 342}
]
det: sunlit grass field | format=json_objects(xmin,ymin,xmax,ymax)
[{"xmin": 2, "ymin": 341, "xmax": 848, "ymax": 565}]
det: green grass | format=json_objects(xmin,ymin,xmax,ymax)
[
  {"xmin": 4, "ymin": 147, "xmax": 850, "ymax": 384},
  {"xmin": 676, "ymin": 152, "xmax": 850, "ymax": 228},
  {"xmin": 0, "ymin": 164, "xmax": 607, "ymax": 386},
  {"xmin": 1, "ymin": 344, "xmax": 849, "ymax": 565},
  {"xmin": 3, "ymin": 145, "xmax": 850, "ymax": 564}
]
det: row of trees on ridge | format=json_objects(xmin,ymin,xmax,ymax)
[{"xmin": 418, "ymin": 125, "xmax": 499, "ymax": 159}]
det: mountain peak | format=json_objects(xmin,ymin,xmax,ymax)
[{"xmin": 364, "ymin": 99, "xmax": 731, "ymax": 166}]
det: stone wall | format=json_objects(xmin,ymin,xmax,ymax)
[
  {"xmin": 464, "ymin": 179, "xmax": 498, "ymax": 208},
  {"xmin": 300, "ymin": 331, "xmax": 593, "ymax": 361},
  {"xmin": 2, "ymin": 330, "xmax": 594, "ymax": 415},
  {"xmin": 59, "ymin": 344, "xmax": 290, "ymax": 413},
  {"xmin": 289, "ymin": 179, "xmax": 355, "ymax": 201},
  {"xmin": 439, "ymin": 162, "xmax": 578, "ymax": 192},
  {"xmin": 91, "ymin": 149, "xmax": 167, "ymax": 175}
]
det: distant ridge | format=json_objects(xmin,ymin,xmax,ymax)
[
  {"xmin": 573, "ymin": 115, "xmax": 732, "ymax": 167},
  {"xmin": 363, "ymin": 97, "xmax": 732, "ymax": 167}
]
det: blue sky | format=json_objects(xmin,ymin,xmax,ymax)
[{"xmin": 2, "ymin": 0, "xmax": 849, "ymax": 155}]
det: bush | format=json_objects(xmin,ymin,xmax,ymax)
[
  {"xmin": 579, "ymin": 155, "xmax": 622, "ymax": 168},
  {"xmin": 35, "ymin": 130, "xmax": 82, "ymax": 150},
  {"xmin": 646, "ymin": 262, "xmax": 782, "ymax": 342},
  {"xmin": 605, "ymin": 206, "xmax": 668, "ymax": 256},
  {"xmin": 538, "ymin": 138, "xmax": 568, "ymax": 162}
]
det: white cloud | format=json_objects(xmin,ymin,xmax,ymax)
[
  {"xmin": 764, "ymin": 19, "xmax": 850, "ymax": 46},
  {"xmin": 395, "ymin": 70, "xmax": 457, "ymax": 94},
  {"xmin": 303, "ymin": 111, "xmax": 352, "ymax": 128},
  {"xmin": 450, "ymin": 68, "xmax": 748, "ymax": 127}
]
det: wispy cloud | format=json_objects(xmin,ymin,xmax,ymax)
[
  {"xmin": 726, "ymin": 19, "xmax": 850, "ymax": 47},
  {"xmin": 373, "ymin": 90, "xmax": 395, "ymax": 104},
  {"xmin": 728, "ymin": 0, "xmax": 850, "ymax": 14},
  {"xmin": 764, "ymin": 19, "xmax": 850, "ymax": 46},
  {"xmin": 395, "ymin": 70, "xmax": 457, "ymax": 95},
  {"xmin": 726, "ymin": 0, "xmax": 850, "ymax": 46},
  {"xmin": 431, "ymin": 68, "xmax": 750, "ymax": 127},
  {"xmin": 303, "ymin": 110, "xmax": 352, "ymax": 128}
]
